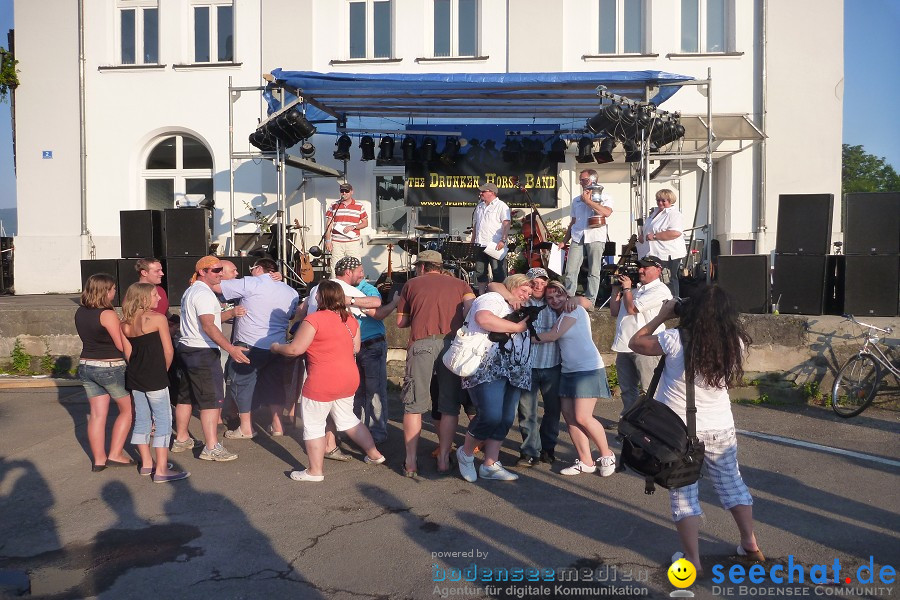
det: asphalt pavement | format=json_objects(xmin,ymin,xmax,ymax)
[{"xmin": 0, "ymin": 385, "xmax": 898, "ymax": 600}]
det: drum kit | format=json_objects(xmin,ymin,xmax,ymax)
[{"xmin": 373, "ymin": 224, "xmax": 482, "ymax": 291}]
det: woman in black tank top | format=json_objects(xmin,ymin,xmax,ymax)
[
  {"xmin": 121, "ymin": 283, "xmax": 189, "ymax": 483},
  {"xmin": 75, "ymin": 274, "xmax": 133, "ymax": 472}
]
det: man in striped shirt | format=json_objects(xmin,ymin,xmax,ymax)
[{"xmin": 325, "ymin": 182, "xmax": 368, "ymax": 272}]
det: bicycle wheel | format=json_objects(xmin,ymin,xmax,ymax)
[{"xmin": 832, "ymin": 354, "xmax": 881, "ymax": 418}]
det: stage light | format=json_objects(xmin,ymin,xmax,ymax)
[
  {"xmin": 593, "ymin": 137, "xmax": 616, "ymax": 164},
  {"xmin": 333, "ymin": 134, "xmax": 352, "ymax": 160},
  {"xmin": 377, "ymin": 136, "xmax": 395, "ymax": 162},
  {"xmin": 623, "ymin": 139, "xmax": 642, "ymax": 163},
  {"xmin": 586, "ymin": 104, "xmax": 623, "ymax": 135},
  {"xmin": 249, "ymin": 129, "xmax": 278, "ymax": 152},
  {"xmin": 650, "ymin": 120, "xmax": 686, "ymax": 148},
  {"xmin": 620, "ymin": 105, "xmax": 652, "ymax": 139},
  {"xmin": 359, "ymin": 136, "xmax": 376, "ymax": 161},
  {"xmin": 548, "ymin": 137, "xmax": 567, "ymax": 162},
  {"xmin": 440, "ymin": 137, "xmax": 460, "ymax": 165},
  {"xmin": 421, "ymin": 137, "xmax": 437, "ymax": 162},
  {"xmin": 401, "ymin": 136, "xmax": 417, "ymax": 161},
  {"xmin": 299, "ymin": 141, "xmax": 316, "ymax": 161},
  {"xmin": 575, "ymin": 136, "xmax": 595, "ymax": 163}
]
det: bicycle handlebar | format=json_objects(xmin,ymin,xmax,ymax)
[{"xmin": 842, "ymin": 314, "xmax": 894, "ymax": 335}]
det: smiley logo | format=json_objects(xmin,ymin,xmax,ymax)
[{"xmin": 667, "ymin": 558, "xmax": 697, "ymax": 588}]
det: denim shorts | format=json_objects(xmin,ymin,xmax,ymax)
[
  {"xmin": 559, "ymin": 368, "xmax": 611, "ymax": 399},
  {"xmin": 78, "ymin": 362, "xmax": 129, "ymax": 399}
]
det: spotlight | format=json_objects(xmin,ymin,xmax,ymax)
[
  {"xmin": 359, "ymin": 135, "xmax": 376, "ymax": 161},
  {"xmin": 333, "ymin": 134, "xmax": 352, "ymax": 160},
  {"xmin": 650, "ymin": 120, "xmax": 686, "ymax": 148},
  {"xmin": 299, "ymin": 141, "xmax": 316, "ymax": 161},
  {"xmin": 440, "ymin": 137, "xmax": 460, "ymax": 165},
  {"xmin": 249, "ymin": 129, "xmax": 278, "ymax": 152},
  {"xmin": 575, "ymin": 136, "xmax": 595, "ymax": 163},
  {"xmin": 421, "ymin": 137, "xmax": 437, "ymax": 162},
  {"xmin": 586, "ymin": 104, "xmax": 623, "ymax": 135},
  {"xmin": 401, "ymin": 136, "xmax": 417, "ymax": 161},
  {"xmin": 593, "ymin": 137, "xmax": 616, "ymax": 164},
  {"xmin": 271, "ymin": 108, "xmax": 317, "ymax": 148},
  {"xmin": 548, "ymin": 137, "xmax": 567, "ymax": 162},
  {"xmin": 623, "ymin": 139, "xmax": 642, "ymax": 163},
  {"xmin": 377, "ymin": 136, "xmax": 395, "ymax": 162},
  {"xmin": 620, "ymin": 105, "xmax": 652, "ymax": 138}
]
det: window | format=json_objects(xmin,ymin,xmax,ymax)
[
  {"xmin": 433, "ymin": 0, "xmax": 478, "ymax": 57},
  {"xmin": 193, "ymin": 2, "xmax": 234, "ymax": 63},
  {"xmin": 143, "ymin": 135, "xmax": 214, "ymax": 212},
  {"xmin": 118, "ymin": 1, "xmax": 158, "ymax": 65},
  {"xmin": 681, "ymin": 0, "xmax": 727, "ymax": 53},
  {"xmin": 375, "ymin": 174, "xmax": 406, "ymax": 232},
  {"xmin": 349, "ymin": 0, "xmax": 392, "ymax": 59},
  {"xmin": 598, "ymin": 0, "xmax": 644, "ymax": 54}
]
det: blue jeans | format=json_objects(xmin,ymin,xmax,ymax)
[
  {"xmin": 467, "ymin": 378, "xmax": 521, "ymax": 442},
  {"xmin": 474, "ymin": 250, "xmax": 507, "ymax": 283},
  {"xmin": 661, "ymin": 257, "xmax": 682, "ymax": 297},
  {"xmin": 517, "ymin": 365, "xmax": 562, "ymax": 457},
  {"xmin": 225, "ymin": 345, "xmax": 285, "ymax": 414},
  {"xmin": 131, "ymin": 388, "xmax": 172, "ymax": 448},
  {"xmin": 355, "ymin": 338, "xmax": 389, "ymax": 443},
  {"xmin": 616, "ymin": 352, "xmax": 661, "ymax": 414},
  {"xmin": 564, "ymin": 240, "xmax": 605, "ymax": 303}
]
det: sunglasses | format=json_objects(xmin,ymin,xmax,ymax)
[
  {"xmin": 340, "ymin": 189, "xmax": 352, "ymax": 193},
  {"xmin": 206, "ymin": 267, "xmax": 224, "ymax": 273}
]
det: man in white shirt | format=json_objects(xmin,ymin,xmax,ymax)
[
  {"xmin": 609, "ymin": 255, "xmax": 673, "ymax": 415},
  {"xmin": 470, "ymin": 182, "xmax": 511, "ymax": 294},
  {"xmin": 562, "ymin": 169, "xmax": 613, "ymax": 305}
]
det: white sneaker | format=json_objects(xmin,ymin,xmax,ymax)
[
  {"xmin": 199, "ymin": 443, "xmax": 238, "ymax": 462},
  {"xmin": 596, "ymin": 454, "xmax": 616, "ymax": 477},
  {"xmin": 560, "ymin": 459, "xmax": 596, "ymax": 475},
  {"xmin": 456, "ymin": 447, "xmax": 477, "ymax": 482},
  {"xmin": 363, "ymin": 455, "xmax": 386, "ymax": 465},
  {"xmin": 224, "ymin": 427, "xmax": 257, "ymax": 440},
  {"xmin": 290, "ymin": 469, "xmax": 324, "ymax": 482},
  {"xmin": 478, "ymin": 462, "xmax": 519, "ymax": 481}
]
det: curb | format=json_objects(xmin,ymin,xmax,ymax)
[{"xmin": 0, "ymin": 378, "xmax": 83, "ymax": 390}]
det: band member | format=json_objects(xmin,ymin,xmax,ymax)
[
  {"xmin": 562, "ymin": 169, "xmax": 613, "ymax": 305},
  {"xmin": 325, "ymin": 182, "xmax": 368, "ymax": 271},
  {"xmin": 470, "ymin": 182, "xmax": 511, "ymax": 294}
]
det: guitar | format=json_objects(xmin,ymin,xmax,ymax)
[{"xmin": 293, "ymin": 219, "xmax": 315, "ymax": 283}]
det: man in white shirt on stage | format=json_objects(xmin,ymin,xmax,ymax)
[
  {"xmin": 562, "ymin": 169, "xmax": 613, "ymax": 305},
  {"xmin": 470, "ymin": 182, "xmax": 511, "ymax": 294}
]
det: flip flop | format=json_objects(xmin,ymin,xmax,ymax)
[{"xmin": 106, "ymin": 458, "xmax": 136, "ymax": 468}]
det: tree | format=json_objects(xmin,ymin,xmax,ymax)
[{"xmin": 842, "ymin": 144, "xmax": 900, "ymax": 195}]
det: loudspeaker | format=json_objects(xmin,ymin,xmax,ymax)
[
  {"xmin": 773, "ymin": 254, "xmax": 830, "ymax": 315},
  {"xmin": 844, "ymin": 192, "xmax": 900, "ymax": 255},
  {"xmin": 162, "ymin": 208, "xmax": 210, "ymax": 257},
  {"xmin": 716, "ymin": 255, "xmax": 770, "ymax": 314},
  {"xmin": 119, "ymin": 210, "xmax": 163, "ymax": 258},
  {"xmin": 80, "ymin": 259, "xmax": 120, "ymax": 305},
  {"xmin": 162, "ymin": 257, "xmax": 201, "ymax": 305},
  {"xmin": 775, "ymin": 194, "xmax": 834, "ymax": 255},
  {"xmin": 843, "ymin": 255, "xmax": 900, "ymax": 316},
  {"xmin": 116, "ymin": 259, "xmax": 143, "ymax": 301}
]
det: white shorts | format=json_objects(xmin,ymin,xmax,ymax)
[{"xmin": 300, "ymin": 395, "xmax": 360, "ymax": 440}]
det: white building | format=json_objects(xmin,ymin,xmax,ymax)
[{"xmin": 12, "ymin": 0, "xmax": 843, "ymax": 294}]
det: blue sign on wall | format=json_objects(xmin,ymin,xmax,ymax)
[{"xmin": 42, "ymin": 151, "xmax": 52, "ymax": 159}]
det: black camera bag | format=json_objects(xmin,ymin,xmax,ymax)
[{"xmin": 617, "ymin": 330, "xmax": 705, "ymax": 494}]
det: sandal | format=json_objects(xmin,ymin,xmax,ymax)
[
  {"xmin": 106, "ymin": 458, "xmax": 136, "ymax": 468},
  {"xmin": 402, "ymin": 464, "xmax": 418, "ymax": 478},
  {"xmin": 736, "ymin": 545, "xmax": 766, "ymax": 562},
  {"xmin": 324, "ymin": 447, "xmax": 351, "ymax": 462}
]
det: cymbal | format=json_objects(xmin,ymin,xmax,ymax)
[
  {"xmin": 397, "ymin": 239, "xmax": 422, "ymax": 254},
  {"xmin": 367, "ymin": 237, "xmax": 402, "ymax": 246},
  {"xmin": 414, "ymin": 225, "xmax": 444, "ymax": 233}
]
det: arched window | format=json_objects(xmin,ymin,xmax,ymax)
[{"xmin": 143, "ymin": 134, "xmax": 214, "ymax": 211}]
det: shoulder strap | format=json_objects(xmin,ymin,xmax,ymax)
[
  {"xmin": 642, "ymin": 354, "xmax": 666, "ymax": 404},
  {"xmin": 680, "ymin": 328, "xmax": 698, "ymax": 438}
]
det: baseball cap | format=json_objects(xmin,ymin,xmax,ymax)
[
  {"xmin": 478, "ymin": 182, "xmax": 499, "ymax": 194},
  {"xmin": 339, "ymin": 183, "xmax": 353, "ymax": 192},
  {"xmin": 637, "ymin": 255, "xmax": 664, "ymax": 269},
  {"xmin": 334, "ymin": 256, "xmax": 362, "ymax": 273},
  {"xmin": 413, "ymin": 250, "xmax": 443, "ymax": 265},
  {"xmin": 525, "ymin": 267, "xmax": 549, "ymax": 280}
]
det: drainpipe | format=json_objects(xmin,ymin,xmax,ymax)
[
  {"xmin": 756, "ymin": 0, "xmax": 768, "ymax": 253},
  {"xmin": 78, "ymin": 0, "xmax": 88, "ymax": 239}
]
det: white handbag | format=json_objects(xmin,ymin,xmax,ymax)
[{"xmin": 442, "ymin": 324, "xmax": 493, "ymax": 377}]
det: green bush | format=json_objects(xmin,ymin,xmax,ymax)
[
  {"xmin": 606, "ymin": 365, "xmax": 618, "ymax": 390},
  {"xmin": 10, "ymin": 339, "xmax": 31, "ymax": 374}
]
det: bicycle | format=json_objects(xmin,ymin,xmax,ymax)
[{"xmin": 831, "ymin": 314, "xmax": 900, "ymax": 418}]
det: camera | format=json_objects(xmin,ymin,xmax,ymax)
[{"xmin": 673, "ymin": 296, "xmax": 691, "ymax": 316}]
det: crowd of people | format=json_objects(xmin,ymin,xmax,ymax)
[{"xmin": 74, "ymin": 176, "xmax": 760, "ymax": 569}]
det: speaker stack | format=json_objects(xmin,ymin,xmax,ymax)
[
  {"xmin": 840, "ymin": 192, "xmax": 899, "ymax": 316},
  {"xmin": 716, "ymin": 254, "xmax": 770, "ymax": 314},
  {"xmin": 772, "ymin": 194, "xmax": 836, "ymax": 315}
]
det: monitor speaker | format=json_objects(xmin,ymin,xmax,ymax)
[
  {"xmin": 843, "ymin": 255, "xmax": 899, "ymax": 316},
  {"xmin": 163, "ymin": 208, "xmax": 210, "ymax": 257},
  {"xmin": 775, "ymin": 194, "xmax": 834, "ymax": 255},
  {"xmin": 119, "ymin": 210, "xmax": 163, "ymax": 258},
  {"xmin": 162, "ymin": 257, "xmax": 201, "ymax": 305},
  {"xmin": 80, "ymin": 259, "xmax": 120, "ymax": 306},
  {"xmin": 716, "ymin": 255, "xmax": 770, "ymax": 314},
  {"xmin": 116, "ymin": 259, "xmax": 142, "ymax": 300},
  {"xmin": 843, "ymin": 192, "xmax": 900, "ymax": 255},
  {"xmin": 773, "ymin": 254, "xmax": 838, "ymax": 315}
]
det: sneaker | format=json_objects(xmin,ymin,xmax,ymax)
[
  {"xmin": 171, "ymin": 438, "xmax": 196, "ymax": 453},
  {"xmin": 199, "ymin": 443, "xmax": 238, "ymax": 462},
  {"xmin": 224, "ymin": 427, "xmax": 257, "ymax": 440},
  {"xmin": 560, "ymin": 459, "xmax": 597, "ymax": 475},
  {"xmin": 290, "ymin": 469, "xmax": 324, "ymax": 482},
  {"xmin": 363, "ymin": 455, "xmax": 386, "ymax": 465},
  {"xmin": 478, "ymin": 462, "xmax": 519, "ymax": 481},
  {"xmin": 596, "ymin": 454, "xmax": 616, "ymax": 477},
  {"xmin": 456, "ymin": 447, "xmax": 477, "ymax": 482}
]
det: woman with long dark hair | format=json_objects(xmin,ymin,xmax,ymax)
[
  {"xmin": 75, "ymin": 273, "xmax": 133, "ymax": 471},
  {"xmin": 121, "ymin": 283, "xmax": 189, "ymax": 483},
  {"xmin": 271, "ymin": 279, "xmax": 385, "ymax": 482},
  {"xmin": 629, "ymin": 285, "xmax": 763, "ymax": 574}
]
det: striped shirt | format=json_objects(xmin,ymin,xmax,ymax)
[{"xmin": 326, "ymin": 198, "xmax": 367, "ymax": 243}]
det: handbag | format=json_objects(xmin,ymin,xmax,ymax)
[
  {"xmin": 617, "ymin": 330, "xmax": 706, "ymax": 494},
  {"xmin": 441, "ymin": 323, "xmax": 493, "ymax": 378}
]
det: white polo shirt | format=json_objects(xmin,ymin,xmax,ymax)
[
  {"xmin": 610, "ymin": 278, "xmax": 673, "ymax": 353},
  {"xmin": 473, "ymin": 198, "xmax": 511, "ymax": 246}
]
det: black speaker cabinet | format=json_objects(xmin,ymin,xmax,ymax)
[
  {"xmin": 843, "ymin": 255, "xmax": 899, "ymax": 316},
  {"xmin": 844, "ymin": 192, "xmax": 900, "ymax": 255},
  {"xmin": 162, "ymin": 208, "xmax": 210, "ymax": 257},
  {"xmin": 162, "ymin": 257, "xmax": 201, "ymax": 305},
  {"xmin": 80, "ymin": 259, "xmax": 120, "ymax": 306},
  {"xmin": 119, "ymin": 210, "xmax": 163, "ymax": 258},
  {"xmin": 775, "ymin": 194, "xmax": 834, "ymax": 255},
  {"xmin": 773, "ymin": 254, "xmax": 839, "ymax": 315},
  {"xmin": 716, "ymin": 255, "xmax": 770, "ymax": 314}
]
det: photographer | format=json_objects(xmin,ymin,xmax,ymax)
[
  {"xmin": 456, "ymin": 274, "xmax": 534, "ymax": 483},
  {"xmin": 610, "ymin": 255, "xmax": 672, "ymax": 416}
]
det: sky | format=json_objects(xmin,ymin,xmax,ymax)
[{"xmin": 0, "ymin": 0, "xmax": 897, "ymax": 214}]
